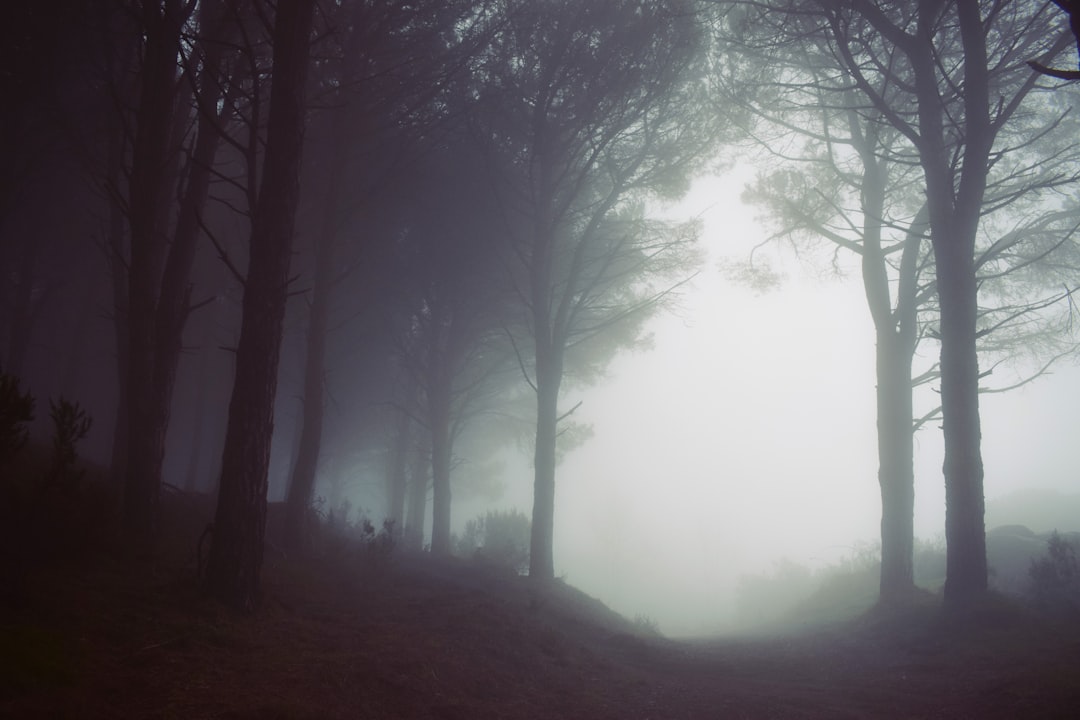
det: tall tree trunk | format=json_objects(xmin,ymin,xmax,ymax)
[
  {"xmin": 123, "ymin": 0, "xmax": 233, "ymax": 550},
  {"xmin": 404, "ymin": 443, "xmax": 429, "ymax": 552},
  {"xmin": 529, "ymin": 351, "xmax": 562, "ymax": 581},
  {"xmin": 385, "ymin": 412, "xmax": 411, "ymax": 537},
  {"xmin": 282, "ymin": 257, "xmax": 329, "ymax": 551},
  {"xmin": 911, "ymin": 0, "xmax": 991, "ymax": 608},
  {"xmin": 935, "ymin": 234, "xmax": 987, "ymax": 604},
  {"xmin": 856, "ymin": 143, "xmax": 921, "ymax": 604},
  {"xmin": 428, "ymin": 384, "xmax": 453, "ymax": 556},
  {"xmin": 106, "ymin": 128, "xmax": 130, "ymax": 490},
  {"xmin": 183, "ymin": 337, "xmax": 212, "ymax": 493},
  {"xmin": 281, "ymin": 107, "xmax": 347, "ymax": 552},
  {"xmin": 205, "ymin": 0, "xmax": 315, "ymax": 611},
  {"xmin": 122, "ymin": 0, "xmax": 187, "ymax": 550},
  {"xmin": 876, "ymin": 331, "xmax": 916, "ymax": 601}
]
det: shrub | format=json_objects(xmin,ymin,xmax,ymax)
[
  {"xmin": 1028, "ymin": 531, "xmax": 1080, "ymax": 615},
  {"xmin": 456, "ymin": 508, "xmax": 530, "ymax": 574},
  {"xmin": 43, "ymin": 397, "xmax": 92, "ymax": 492},
  {"xmin": 0, "ymin": 370, "xmax": 35, "ymax": 466}
]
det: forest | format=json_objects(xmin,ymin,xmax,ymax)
[{"xmin": 3, "ymin": 1, "xmax": 1080, "ymax": 717}]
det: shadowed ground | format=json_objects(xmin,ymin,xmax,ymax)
[{"xmin": 3, "ymin": 482, "xmax": 1080, "ymax": 719}]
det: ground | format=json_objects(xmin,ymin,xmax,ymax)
[{"xmin": 3, "ymin": 484, "xmax": 1080, "ymax": 719}]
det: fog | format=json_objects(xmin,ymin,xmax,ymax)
[{"xmin": 448, "ymin": 168, "xmax": 1080, "ymax": 637}]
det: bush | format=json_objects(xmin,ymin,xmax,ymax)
[
  {"xmin": 316, "ymin": 497, "xmax": 397, "ymax": 564},
  {"xmin": 1028, "ymin": 531, "xmax": 1080, "ymax": 615},
  {"xmin": 43, "ymin": 397, "xmax": 92, "ymax": 492},
  {"xmin": 456, "ymin": 509, "xmax": 530, "ymax": 574},
  {"xmin": 0, "ymin": 370, "xmax": 35, "ymax": 466}
]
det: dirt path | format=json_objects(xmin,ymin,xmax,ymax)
[{"xmin": 3, "ymin": 548, "xmax": 1080, "ymax": 719}]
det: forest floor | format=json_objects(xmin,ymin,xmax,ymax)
[{"xmin": 3, "ymin": 483, "xmax": 1080, "ymax": 719}]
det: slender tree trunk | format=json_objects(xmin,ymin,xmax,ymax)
[
  {"xmin": 282, "ymin": 253, "xmax": 329, "ymax": 551},
  {"xmin": 101, "ymin": 39, "xmax": 133, "ymax": 488},
  {"xmin": 428, "ymin": 385, "xmax": 453, "ymax": 556},
  {"xmin": 911, "ymin": 0, "xmax": 991, "ymax": 608},
  {"xmin": 856, "ymin": 144, "xmax": 920, "ymax": 604},
  {"xmin": 183, "ymin": 338, "xmax": 211, "ymax": 493},
  {"xmin": 386, "ymin": 412, "xmax": 411, "ymax": 537},
  {"xmin": 935, "ymin": 234, "xmax": 987, "ymax": 604},
  {"xmin": 122, "ymin": 0, "xmax": 186, "ymax": 550},
  {"xmin": 205, "ymin": 0, "xmax": 316, "ymax": 612},
  {"xmin": 281, "ymin": 106, "xmax": 347, "ymax": 552},
  {"xmin": 150, "ymin": 0, "xmax": 231, "ymax": 492},
  {"xmin": 107, "ymin": 142, "xmax": 130, "ymax": 489},
  {"xmin": 123, "ymin": 0, "xmax": 232, "ymax": 550},
  {"xmin": 876, "ymin": 331, "xmax": 916, "ymax": 601},
  {"xmin": 529, "ymin": 350, "xmax": 562, "ymax": 581},
  {"xmin": 404, "ymin": 444, "xmax": 429, "ymax": 552}
]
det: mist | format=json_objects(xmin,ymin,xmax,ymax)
[
  {"xmin": 8, "ymin": 1, "xmax": 1080, "ymax": 716},
  {"xmin": 410, "ymin": 168, "xmax": 1080, "ymax": 637}
]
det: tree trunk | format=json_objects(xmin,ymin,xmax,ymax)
[
  {"xmin": 104, "ymin": 81, "xmax": 130, "ymax": 489},
  {"xmin": 935, "ymin": 234, "xmax": 987, "ymax": 605},
  {"xmin": 205, "ymin": 0, "xmax": 315, "ymax": 612},
  {"xmin": 281, "ymin": 98, "xmax": 348, "ymax": 553},
  {"xmin": 385, "ymin": 411, "xmax": 411, "ymax": 537},
  {"xmin": 856, "ymin": 146, "xmax": 920, "ymax": 604},
  {"xmin": 428, "ymin": 376, "xmax": 454, "ymax": 556},
  {"xmin": 281, "ymin": 234, "xmax": 332, "ymax": 551},
  {"xmin": 122, "ymin": 0, "xmax": 187, "ymax": 551},
  {"xmin": 529, "ymin": 354, "xmax": 562, "ymax": 581},
  {"xmin": 183, "ymin": 337, "xmax": 211, "ymax": 493},
  {"xmin": 911, "ymin": 0, "xmax": 991, "ymax": 608},
  {"xmin": 404, "ymin": 444, "xmax": 429, "ymax": 552},
  {"xmin": 876, "ymin": 331, "xmax": 916, "ymax": 601}
]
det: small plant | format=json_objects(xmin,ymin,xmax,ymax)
[
  {"xmin": 1028, "ymin": 531, "xmax": 1080, "ymax": 615},
  {"xmin": 359, "ymin": 517, "xmax": 396, "ymax": 556},
  {"xmin": 0, "ymin": 369, "xmax": 35, "ymax": 465},
  {"xmin": 43, "ymin": 397, "xmax": 92, "ymax": 492},
  {"xmin": 456, "ymin": 508, "xmax": 531, "ymax": 574},
  {"xmin": 633, "ymin": 613, "xmax": 660, "ymax": 635}
]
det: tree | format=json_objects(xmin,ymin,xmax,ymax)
[
  {"xmin": 471, "ymin": 0, "xmax": 716, "ymax": 580},
  {"xmin": 384, "ymin": 139, "xmax": 520, "ymax": 556},
  {"xmin": 718, "ymin": 27, "xmax": 934, "ymax": 599},
  {"xmin": 115, "ymin": 0, "xmax": 246, "ymax": 550},
  {"xmin": 1030, "ymin": 1, "xmax": 1080, "ymax": 79},
  {"xmin": 722, "ymin": 0, "xmax": 1077, "ymax": 608},
  {"xmin": 205, "ymin": 0, "xmax": 316, "ymax": 611},
  {"xmin": 281, "ymin": 0, "xmax": 489, "ymax": 552}
]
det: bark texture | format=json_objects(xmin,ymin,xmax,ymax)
[{"xmin": 206, "ymin": 0, "xmax": 316, "ymax": 611}]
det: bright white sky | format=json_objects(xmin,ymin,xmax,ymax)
[{"xmin": 473, "ymin": 166, "xmax": 1080, "ymax": 636}]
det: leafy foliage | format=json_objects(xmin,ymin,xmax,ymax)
[
  {"xmin": 0, "ymin": 369, "xmax": 34, "ymax": 466},
  {"xmin": 456, "ymin": 508, "xmax": 531, "ymax": 574},
  {"xmin": 1028, "ymin": 531, "xmax": 1080, "ymax": 616},
  {"xmin": 43, "ymin": 397, "xmax": 92, "ymax": 492}
]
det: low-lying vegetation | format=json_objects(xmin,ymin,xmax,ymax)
[{"xmin": 3, "ymin": 377, "xmax": 1080, "ymax": 718}]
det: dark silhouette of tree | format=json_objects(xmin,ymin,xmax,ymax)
[
  {"xmin": 471, "ymin": 0, "xmax": 717, "ymax": 581},
  {"xmin": 1030, "ymin": 1, "xmax": 1080, "ymax": 79},
  {"xmin": 109, "ymin": 0, "xmax": 247, "ymax": 551},
  {"xmin": 205, "ymin": 0, "xmax": 316, "ymax": 612},
  {"xmin": 382, "ymin": 139, "xmax": 521, "ymax": 556},
  {"xmin": 719, "ymin": 1, "xmax": 1080, "ymax": 605},
  {"xmin": 281, "ymin": 0, "xmax": 490, "ymax": 553},
  {"xmin": 721, "ymin": 0, "xmax": 1076, "ymax": 609}
]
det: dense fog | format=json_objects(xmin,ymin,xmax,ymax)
[
  {"xmin": 4, "ymin": 0, "xmax": 1080, "ymax": 638},
  {"xmin": 447, "ymin": 170, "xmax": 1080, "ymax": 635}
]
